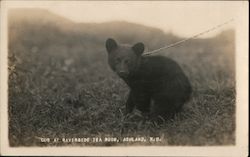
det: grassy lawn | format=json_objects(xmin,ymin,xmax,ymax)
[{"xmin": 8, "ymin": 9, "xmax": 235, "ymax": 146}]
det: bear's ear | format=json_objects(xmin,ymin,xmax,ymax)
[
  {"xmin": 132, "ymin": 42, "xmax": 144, "ymax": 56},
  {"xmin": 106, "ymin": 38, "xmax": 118, "ymax": 53}
]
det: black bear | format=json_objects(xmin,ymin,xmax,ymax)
[{"xmin": 105, "ymin": 38, "xmax": 192, "ymax": 119}]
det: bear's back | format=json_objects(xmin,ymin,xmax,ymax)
[
  {"xmin": 137, "ymin": 55, "xmax": 185, "ymax": 80},
  {"xmin": 128, "ymin": 55, "xmax": 191, "ymax": 100}
]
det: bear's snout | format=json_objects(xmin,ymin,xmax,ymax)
[{"xmin": 117, "ymin": 71, "xmax": 129, "ymax": 78}]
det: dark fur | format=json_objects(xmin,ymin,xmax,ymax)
[{"xmin": 105, "ymin": 38, "xmax": 192, "ymax": 119}]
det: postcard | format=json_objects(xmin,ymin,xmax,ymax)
[{"xmin": 0, "ymin": 1, "xmax": 248, "ymax": 156}]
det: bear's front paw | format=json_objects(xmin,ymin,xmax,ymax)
[{"xmin": 125, "ymin": 105, "xmax": 134, "ymax": 114}]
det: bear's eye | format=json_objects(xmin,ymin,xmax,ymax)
[
  {"xmin": 115, "ymin": 58, "xmax": 121, "ymax": 64},
  {"xmin": 124, "ymin": 59, "xmax": 129, "ymax": 64}
]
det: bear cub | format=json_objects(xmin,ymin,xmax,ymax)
[{"xmin": 105, "ymin": 38, "xmax": 192, "ymax": 119}]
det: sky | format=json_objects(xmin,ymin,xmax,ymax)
[{"xmin": 5, "ymin": 1, "xmax": 243, "ymax": 38}]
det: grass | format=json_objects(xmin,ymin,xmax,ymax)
[{"xmin": 8, "ymin": 10, "xmax": 235, "ymax": 146}]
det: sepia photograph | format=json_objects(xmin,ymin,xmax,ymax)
[{"xmin": 0, "ymin": 1, "xmax": 248, "ymax": 156}]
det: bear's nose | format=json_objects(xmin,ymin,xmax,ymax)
[{"xmin": 118, "ymin": 71, "xmax": 128, "ymax": 77}]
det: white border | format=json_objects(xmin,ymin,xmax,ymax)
[{"xmin": 0, "ymin": 1, "xmax": 248, "ymax": 156}]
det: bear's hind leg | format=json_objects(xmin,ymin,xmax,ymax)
[{"xmin": 151, "ymin": 96, "xmax": 184, "ymax": 120}]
